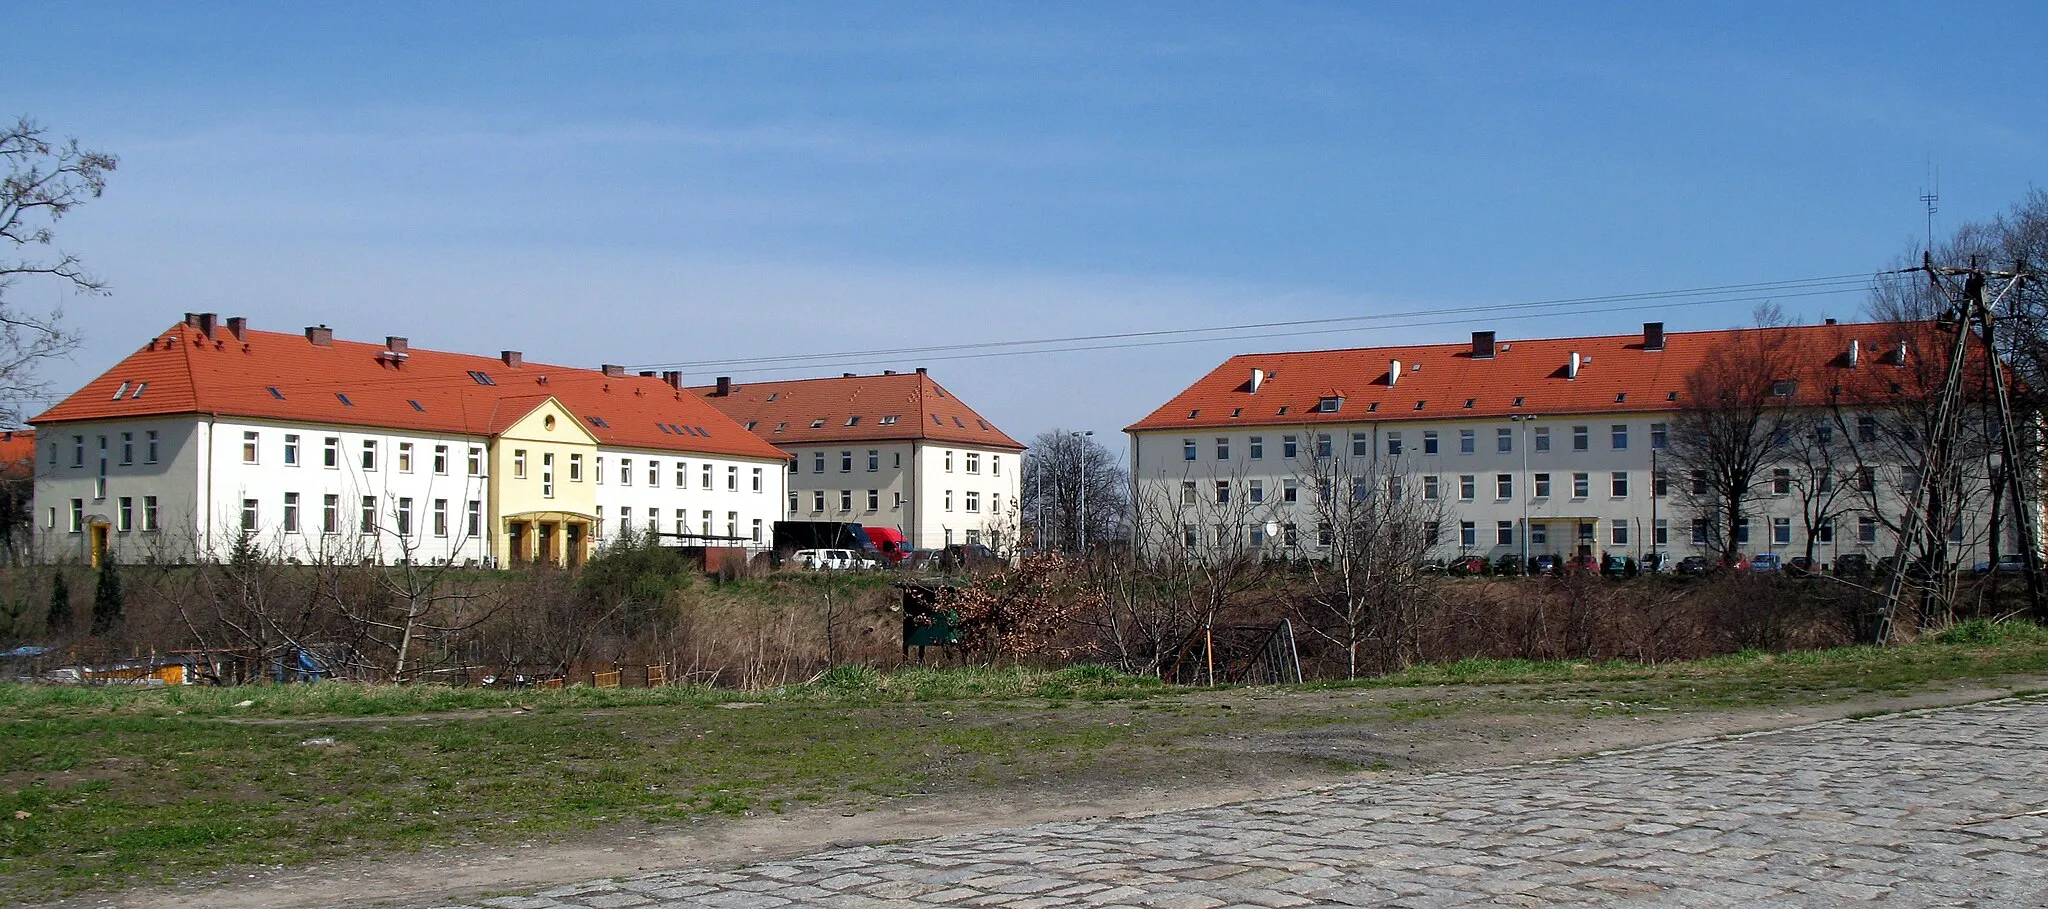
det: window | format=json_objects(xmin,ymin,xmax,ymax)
[
  {"xmin": 1531, "ymin": 523, "xmax": 1547, "ymax": 546},
  {"xmin": 1497, "ymin": 473, "xmax": 1513, "ymax": 498},
  {"xmin": 813, "ymin": 451, "xmax": 825, "ymax": 473},
  {"xmin": 867, "ymin": 489, "xmax": 879, "ymax": 511},
  {"xmin": 1215, "ymin": 481, "xmax": 1231, "ymax": 505},
  {"xmin": 567, "ymin": 453, "xmax": 581, "ymax": 482},
  {"xmin": 513, "ymin": 449, "xmax": 528, "ymax": 479},
  {"xmin": 1611, "ymin": 472, "xmax": 1628, "ymax": 497},
  {"xmin": 1459, "ymin": 429, "xmax": 1475, "ymax": 454},
  {"xmin": 1180, "ymin": 481, "xmax": 1197, "ymax": 506},
  {"xmin": 993, "ymin": 456, "xmax": 1002, "ymax": 476},
  {"xmin": 241, "ymin": 498, "xmax": 259, "ymax": 533},
  {"xmin": 1282, "ymin": 479, "xmax": 1299, "ymax": 503},
  {"xmin": 1497, "ymin": 428, "xmax": 1512, "ymax": 453},
  {"xmin": 1460, "ymin": 521, "xmax": 1477, "ymax": 548},
  {"xmin": 1534, "ymin": 473, "xmax": 1551, "ymax": 498},
  {"xmin": 1817, "ymin": 517, "xmax": 1834, "ymax": 544},
  {"xmin": 1654, "ymin": 519, "xmax": 1668, "ymax": 546},
  {"xmin": 752, "ymin": 519, "xmax": 763, "ymax": 543},
  {"xmin": 1772, "ymin": 517, "xmax": 1792, "ymax": 546},
  {"xmin": 1534, "ymin": 427, "xmax": 1550, "ymax": 452},
  {"xmin": 967, "ymin": 452, "xmax": 982, "ymax": 473},
  {"xmin": 1422, "ymin": 431, "xmax": 1438, "ymax": 455},
  {"xmin": 1692, "ymin": 518, "xmax": 1709, "ymax": 545},
  {"xmin": 1459, "ymin": 475, "xmax": 1476, "ymax": 500},
  {"xmin": 146, "ymin": 431, "xmax": 160, "ymax": 464},
  {"xmin": 467, "ymin": 500, "xmax": 480, "ymax": 537},
  {"xmin": 71, "ymin": 435, "xmax": 82, "ymax": 468},
  {"xmin": 278, "ymin": 434, "xmax": 298, "ymax": 466},
  {"xmin": 283, "ymin": 493, "xmax": 300, "ymax": 533},
  {"xmin": 1423, "ymin": 475, "xmax": 1440, "ymax": 500},
  {"xmin": 361, "ymin": 496, "xmax": 378, "ymax": 534},
  {"xmin": 116, "ymin": 496, "xmax": 132, "ymax": 532},
  {"xmin": 323, "ymin": 495, "xmax": 339, "ymax": 534},
  {"xmin": 1385, "ymin": 432, "xmax": 1402, "ymax": 457},
  {"xmin": 396, "ymin": 498, "xmax": 413, "ymax": 536},
  {"xmin": 1856, "ymin": 467, "xmax": 1876, "ymax": 492},
  {"xmin": 1692, "ymin": 471, "xmax": 1710, "ymax": 495},
  {"xmin": 542, "ymin": 453, "xmax": 556, "ymax": 498},
  {"xmin": 1249, "ymin": 437, "xmax": 1264, "ymax": 459},
  {"xmin": 1316, "ymin": 433, "xmax": 1332, "ymax": 459},
  {"xmin": 966, "ymin": 491, "xmax": 982, "ymax": 513},
  {"xmin": 702, "ymin": 463, "xmax": 714, "ymax": 489},
  {"xmin": 361, "ymin": 440, "xmax": 378, "ymax": 471},
  {"xmin": 840, "ymin": 489, "xmax": 853, "ymax": 511},
  {"xmin": 867, "ymin": 450, "xmax": 880, "ymax": 472},
  {"xmin": 620, "ymin": 506, "xmax": 632, "ymax": 531},
  {"xmin": 752, "ymin": 467, "xmax": 763, "ymax": 491},
  {"xmin": 1497, "ymin": 521, "xmax": 1514, "ymax": 545},
  {"xmin": 1611, "ymin": 424, "xmax": 1628, "ymax": 450},
  {"xmin": 1572, "ymin": 426, "xmax": 1589, "ymax": 451},
  {"xmin": 468, "ymin": 447, "xmax": 483, "ymax": 476},
  {"xmin": 727, "ymin": 465, "xmax": 738, "ymax": 490},
  {"xmin": 787, "ymin": 491, "xmax": 798, "ymax": 514},
  {"xmin": 1650, "ymin": 423, "xmax": 1668, "ymax": 450},
  {"xmin": 242, "ymin": 431, "xmax": 259, "ymax": 464},
  {"xmin": 1572, "ymin": 472, "xmax": 1590, "ymax": 498},
  {"xmin": 1815, "ymin": 422, "xmax": 1834, "ymax": 446},
  {"xmin": 1858, "ymin": 415, "xmax": 1877, "ymax": 443},
  {"xmin": 894, "ymin": 452, "xmax": 902, "ymax": 468},
  {"xmin": 672, "ymin": 509, "xmax": 686, "ymax": 536},
  {"xmin": 1772, "ymin": 469, "xmax": 1792, "ymax": 495},
  {"xmin": 944, "ymin": 490, "xmax": 954, "ymax": 511},
  {"xmin": 1248, "ymin": 479, "xmax": 1265, "ymax": 503},
  {"xmin": 1317, "ymin": 396, "xmax": 1342, "ymax": 413},
  {"xmin": 68, "ymin": 498, "xmax": 82, "ymax": 533},
  {"xmin": 1611, "ymin": 520, "xmax": 1629, "ymax": 545},
  {"xmin": 1282, "ymin": 435, "xmax": 1299, "ymax": 459},
  {"xmin": 812, "ymin": 490, "xmax": 825, "ymax": 513},
  {"xmin": 677, "ymin": 462, "xmax": 688, "ymax": 487},
  {"xmin": 397, "ymin": 442, "xmax": 414, "ymax": 473},
  {"xmin": 1351, "ymin": 477, "xmax": 1371, "ymax": 502},
  {"xmin": 434, "ymin": 445, "xmax": 449, "ymax": 475},
  {"xmin": 841, "ymin": 450, "xmax": 853, "ymax": 473},
  {"xmin": 1817, "ymin": 469, "xmax": 1833, "ymax": 493},
  {"xmin": 1735, "ymin": 518, "xmax": 1751, "ymax": 545},
  {"xmin": 1183, "ymin": 439, "xmax": 1197, "ymax": 461},
  {"xmin": 619, "ymin": 457, "xmax": 632, "ymax": 485}
]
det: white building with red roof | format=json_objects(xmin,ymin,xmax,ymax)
[
  {"xmin": 1127, "ymin": 320, "xmax": 2021, "ymax": 569},
  {"xmin": 31, "ymin": 314, "xmax": 791, "ymax": 566},
  {"xmin": 696, "ymin": 369, "xmax": 1024, "ymax": 552}
]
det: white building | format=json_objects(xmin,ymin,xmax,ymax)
[
  {"xmin": 32, "ymin": 314, "xmax": 791, "ymax": 566},
  {"xmin": 695, "ymin": 370, "xmax": 1025, "ymax": 551},
  {"xmin": 1126, "ymin": 321, "xmax": 2019, "ymax": 568}
]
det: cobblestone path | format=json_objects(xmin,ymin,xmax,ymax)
[{"xmin": 458, "ymin": 697, "xmax": 2048, "ymax": 908}]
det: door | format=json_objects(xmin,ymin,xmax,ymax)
[
  {"xmin": 89, "ymin": 523, "xmax": 110, "ymax": 568},
  {"xmin": 566, "ymin": 523, "xmax": 585, "ymax": 568},
  {"xmin": 538, "ymin": 522, "xmax": 557, "ymax": 566}
]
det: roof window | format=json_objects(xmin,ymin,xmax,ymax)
[
  {"xmin": 810, "ymin": 418, "xmax": 826, "ymax": 429},
  {"xmin": 1512, "ymin": 396, "xmax": 1525, "ymax": 407},
  {"xmin": 466, "ymin": 370, "xmax": 496, "ymax": 386},
  {"xmin": 129, "ymin": 382, "xmax": 147, "ymax": 400},
  {"xmin": 1771, "ymin": 380, "xmax": 1797, "ymax": 397},
  {"xmin": 1187, "ymin": 409, "xmax": 1199, "ymax": 419},
  {"xmin": 1463, "ymin": 398, "xmax": 1475, "ymax": 409},
  {"xmin": 978, "ymin": 419, "xmax": 990, "ymax": 429},
  {"xmin": 267, "ymin": 387, "xmax": 285, "ymax": 400},
  {"xmin": 408, "ymin": 399, "xmax": 425, "ymax": 412},
  {"xmin": 1367, "ymin": 402, "xmax": 1379, "ymax": 412},
  {"xmin": 1316, "ymin": 396, "xmax": 1342, "ymax": 413},
  {"xmin": 1413, "ymin": 400, "xmax": 1426, "ymax": 411},
  {"xmin": 1614, "ymin": 393, "xmax": 1627, "ymax": 403},
  {"xmin": 846, "ymin": 416, "xmax": 861, "ymax": 426},
  {"xmin": 585, "ymin": 415, "xmax": 609, "ymax": 428},
  {"xmin": 112, "ymin": 381, "xmax": 130, "ymax": 400},
  {"xmin": 657, "ymin": 423, "xmax": 672, "ymax": 434},
  {"xmin": 766, "ymin": 393, "xmax": 778, "ymax": 402},
  {"xmin": 931, "ymin": 414, "xmax": 943, "ymax": 425},
  {"xmin": 774, "ymin": 422, "xmax": 786, "ymax": 432},
  {"xmin": 336, "ymin": 393, "xmax": 353, "ymax": 406},
  {"xmin": 952, "ymin": 417, "xmax": 965, "ymax": 427},
  {"xmin": 1276, "ymin": 406, "xmax": 1289, "ymax": 416},
  {"xmin": 695, "ymin": 426, "xmax": 711, "ymax": 437},
  {"xmin": 745, "ymin": 421, "xmax": 757, "ymax": 431},
  {"xmin": 880, "ymin": 415, "xmax": 899, "ymax": 425}
]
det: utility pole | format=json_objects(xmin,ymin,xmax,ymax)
[
  {"xmin": 1073, "ymin": 430, "xmax": 1094, "ymax": 554},
  {"xmin": 1878, "ymin": 255, "xmax": 2046, "ymax": 641}
]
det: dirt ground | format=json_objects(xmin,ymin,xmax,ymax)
[{"xmin": 39, "ymin": 675, "xmax": 2048, "ymax": 909}]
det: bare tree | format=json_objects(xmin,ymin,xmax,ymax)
[
  {"xmin": 1291, "ymin": 449, "xmax": 1447, "ymax": 678},
  {"xmin": 1021, "ymin": 429, "xmax": 1128, "ymax": 553},
  {"xmin": 1, "ymin": 117, "xmax": 116, "ymax": 425},
  {"xmin": 1667, "ymin": 307, "xmax": 1800, "ymax": 566}
]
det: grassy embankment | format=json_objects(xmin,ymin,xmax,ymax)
[{"xmin": 2, "ymin": 619, "xmax": 2046, "ymax": 901}]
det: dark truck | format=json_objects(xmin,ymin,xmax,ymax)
[{"xmin": 771, "ymin": 521, "xmax": 880, "ymax": 565}]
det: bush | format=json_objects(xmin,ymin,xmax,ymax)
[{"xmin": 1935, "ymin": 618, "xmax": 2048, "ymax": 646}]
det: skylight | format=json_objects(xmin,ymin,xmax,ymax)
[
  {"xmin": 1413, "ymin": 401, "xmax": 1426, "ymax": 411},
  {"xmin": 129, "ymin": 382, "xmax": 147, "ymax": 400},
  {"xmin": 774, "ymin": 422, "xmax": 787, "ymax": 432},
  {"xmin": 408, "ymin": 399, "xmax": 425, "ymax": 412},
  {"xmin": 766, "ymin": 393, "xmax": 778, "ymax": 402},
  {"xmin": 846, "ymin": 416, "xmax": 861, "ymax": 426},
  {"xmin": 880, "ymin": 415, "xmax": 899, "ymax": 425},
  {"xmin": 657, "ymin": 423, "xmax": 673, "ymax": 433},
  {"xmin": 745, "ymin": 421, "xmax": 757, "ymax": 431},
  {"xmin": 466, "ymin": 370, "xmax": 496, "ymax": 386},
  {"xmin": 112, "ymin": 381, "xmax": 130, "ymax": 400},
  {"xmin": 810, "ymin": 418, "xmax": 826, "ymax": 428},
  {"xmin": 336, "ymin": 393, "xmax": 354, "ymax": 406},
  {"xmin": 585, "ymin": 415, "xmax": 609, "ymax": 428},
  {"xmin": 268, "ymin": 387, "xmax": 286, "ymax": 400}
]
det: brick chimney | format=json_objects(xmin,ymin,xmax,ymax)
[
  {"xmin": 501, "ymin": 350, "xmax": 522, "ymax": 368},
  {"xmin": 1643, "ymin": 322, "xmax": 1666, "ymax": 351},
  {"xmin": 1471, "ymin": 330, "xmax": 1496, "ymax": 359},
  {"xmin": 195, "ymin": 313, "xmax": 218, "ymax": 337},
  {"xmin": 385, "ymin": 336, "xmax": 408, "ymax": 355},
  {"xmin": 661, "ymin": 370, "xmax": 683, "ymax": 390},
  {"xmin": 601, "ymin": 364, "xmax": 625, "ymax": 378},
  {"xmin": 226, "ymin": 317, "xmax": 247, "ymax": 341},
  {"xmin": 715, "ymin": 376, "xmax": 732, "ymax": 396},
  {"xmin": 305, "ymin": 325, "xmax": 333, "ymax": 347}
]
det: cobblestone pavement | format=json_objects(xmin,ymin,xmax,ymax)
[{"xmin": 451, "ymin": 697, "xmax": 2048, "ymax": 908}]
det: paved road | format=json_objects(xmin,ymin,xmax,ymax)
[{"xmin": 458, "ymin": 697, "xmax": 2048, "ymax": 908}]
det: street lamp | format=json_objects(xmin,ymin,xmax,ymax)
[
  {"xmin": 1511, "ymin": 415, "xmax": 1538, "ymax": 574},
  {"xmin": 1072, "ymin": 431, "xmax": 1094, "ymax": 554}
]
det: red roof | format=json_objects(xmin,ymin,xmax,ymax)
[
  {"xmin": 32, "ymin": 320, "xmax": 790, "ymax": 462},
  {"xmin": 1127, "ymin": 321, "xmax": 1945, "ymax": 433},
  {"xmin": 0, "ymin": 430, "xmax": 32, "ymax": 480},
  {"xmin": 694, "ymin": 371, "xmax": 1024, "ymax": 451}
]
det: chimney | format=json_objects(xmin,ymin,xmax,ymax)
[
  {"xmin": 915, "ymin": 367, "xmax": 927, "ymax": 375},
  {"xmin": 638, "ymin": 370, "xmax": 656, "ymax": 378},
  {"xmin": 715, "ymin": 376, "xmax": 732, "ymax": 396},
  {"xmin": 1847, "ymin": 339, "xmax": 1860, "ymax": 368},
  {"xmin": 1567, "ymin": 352, "xmax": 1582, "ymax": 380},
  {"xmin": 842, "ymin": 372, "xmax": 856, "ymax": 378},
  {"xmin": 184, "ymin": 312, "xmax": 201, "ymax": 328},
  {"xmin": 305, "ymin": 325, "xmax": 333, "ymax": 347},
  {"xmin": 601, "ymin": 364, "xmax": 625, "ymax": 377},
  {"xmin": 1825, "ymin": 318, "xmax": 1838, "ymax": 325},
  {"xmin": 662, "ymin": 370, "xmax": 683, "ymax": 390},
  {"xmin": 1643, "ymin": 322, "xmax": 1665, "ymax": 351},
  {"xmin": 1387, "ymin": 360, "xmax": 1401, "ymax": 387},
  {"xmin": 883, "ymin": 369, "xmax": 897, "ymax": 375},
  {"xmin": 196, "ymin": 313, "xmax": 218, "ymax": 338},
  {"xmin": 1471, "ymin": 330, "xmax": 1496, "ymax": 359},
  {"xmin": 501, "ymin": 350, "xmax": 523, "ymax": 368},
  {"xmin": 1249, "ymin": 367, "xmax": 1265, "ymax": 393},
  {"xmin": 385, "ymin": 336, "xmax": 408, "ymax": 355},
  {"xmin": 226, "ymin": 317, "xmax": 247, "ymax": 341}
]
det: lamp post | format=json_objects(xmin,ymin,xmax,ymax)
[
  {"xmin": 1512, "ymin": 415, "xmax": 1537, "ymax": 574},
  {"xmin": 1073, "ymin": 430, "xmax": 1094, "ymax": 554}
]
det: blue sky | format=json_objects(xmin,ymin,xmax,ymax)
[{"xmin": 7, "ymin": 2, "xmax": 2045, "ymax": 447}]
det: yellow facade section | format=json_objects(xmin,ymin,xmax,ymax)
[{"xmin": 488, "ymin": 398, "xmax": 600, "ymax": 567}]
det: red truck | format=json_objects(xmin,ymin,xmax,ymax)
[{"xmin": 863, "ymin": 526, "xmax": 914, "ymax": 566}]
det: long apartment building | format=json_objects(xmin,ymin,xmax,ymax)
[
  {"xmin": 1127, "ymin": 320, "xmax": 2018, "ymax": 566},
  {"xmin": 31, "ymin": 314, "xmax": 791, "ymax": 567},
  {"xmin": 696, "ymin": 369, "xmax": 1024, "ymax": 551}
]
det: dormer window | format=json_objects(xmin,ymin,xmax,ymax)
[
  {"xmin": 810, "ymin": 418, "xmax": 826, "ymax": 428},
  {"xmin": 1316, "ymin": 396, "xmax": 1342, "ymax": 413},
  {"xmin": 1770, "ymin": 380, "xmax": 1797, "ymax": 397}
]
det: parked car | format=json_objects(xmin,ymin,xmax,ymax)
[
  {"xmin": 1640, "ymin": 552, "xmax": 1671, "ymax": 574},
  {"xmin": 1600, "ymin": 553, "xmax": 1638, "ymax": 579},
  {"xmin": 793, "ymin": 549, "xmax": 864, "ymax": 571},
  {"xmin": 1834, "ymin": 552, "xmax": 1871, "ymax": 578},
  {"xmin": 1677, "ymin": 555, "xmax": 1711, "ymax": 577},
  {"xmin": 1447, "ymin": 555, "xmax": 1489, "ymax": 577},
  {"xmin": 1493, "ymin": 553, "xmax": 1525, "ymax": 576},
  {"xmin": 1971, "ymin": 554, "xmax": 2029, "ymax": 574},
  {"xmin": 1565, "ymin": 553, "xmax": 1600, "ymax": 573},
  {"xmin": 1749, "ymin": 553, "xmax": 1783, "ymax": 574},
  {"xmin": 1530, "ymin": 553, "xmax": 1560, "ymax": 576},
  {"xmin": 1786, "ymin": 556, "xmax": 1818, "ymax": 577},
  {"xmin": 1419, "ymin": 558, "xmax": 1448, "ymax": 574}
]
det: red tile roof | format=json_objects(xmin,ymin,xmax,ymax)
[
  {"xmin": 32, "ymin": 320, "xmax": 791, "ymax": 462},
  {"xmin": 1127, "ymin": 321, "xmax": 1944, "ymax": 433},
  {"xmin": 694, "ymin": 371, "xmax": 1024, "ymax": 451},
  {"xmin": 0, "ymin": 430, "xmax": 32, "ymax": 480}
]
